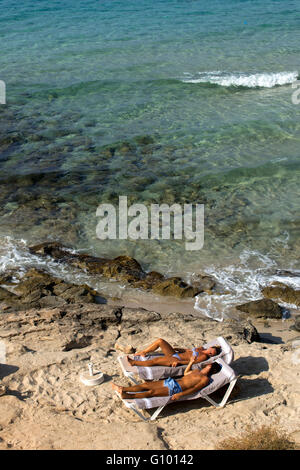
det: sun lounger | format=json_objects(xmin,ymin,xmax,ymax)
[
  {"xmin": 118, "ymin": 336, "xmax": 234, "ymax": 384},
  {"xmin": 115, "ymin": 358, "xmax": 238, "ymax": 421}
]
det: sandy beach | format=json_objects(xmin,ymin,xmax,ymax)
[{"xmin": 0, "ymin": 292, "xmax": 299, "ymax": 450}]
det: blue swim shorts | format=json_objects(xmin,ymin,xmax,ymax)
[{"xmin": 163, "ymin": 377, "xmax": 182, "ymax": 396}]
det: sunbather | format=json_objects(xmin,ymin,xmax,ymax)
[
  {"xmin": 112, "ymin": 358, "xmax": 222, "ymax": 401},
  {"xmin": 127, "ymin": 337, "xmax": 221, "ymax": 368}
]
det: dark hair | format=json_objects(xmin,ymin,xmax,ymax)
[
  {"xmin": 207, "ymin": 362, "xmax": 222, "ymax": 377},
  {"xmin": 212, "ymin": 346, "xmax": 222, "ymax": 356}
]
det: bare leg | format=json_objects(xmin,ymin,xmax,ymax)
[
  {"xmin": 128, "ymin": 355, "xmax": 174, "ymax": 367},
  {"xmin": 112, "ymin": 380, "xmax": 169, "ymax": 399},
  {"xmin": 122, "ymin": 384, "xmax": 169, "ymax": 400},
  {"xmin": 135, "ymin": 338, "xmax": 176, "ymax": 357},
  {"xmin": 112, "ymin": 382, "xmax": 150, "ymax": 393},
  {"xmin": 121, "ymin": 389, "xmax": 168, "ymax": 399}
]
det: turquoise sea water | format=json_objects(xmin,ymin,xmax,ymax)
[{"xmin": 1, "ymin": 0, "xmax": 300, "ymax": 316}]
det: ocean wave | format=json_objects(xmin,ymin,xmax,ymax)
[
  {"xmin": 181, "ymin": 71, "xmax": 299, "ymax": 88},
  {"xmin": 193, "ymin": 245, "xmax": 300, "ymax": 322},
  {"xmin": 0, "ymin": 237, "xmax": 90, "ymax": 285}
]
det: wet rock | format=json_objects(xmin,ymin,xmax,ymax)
[
  {"xmin": 275, "ymin": 269, "xmax": 300, "ymax": 278},
  {"xmin": 152, "ymin": 277, "xmax": 200, "ymax": 298},
  {"xmin": 236, "ymin": 298, "xmax": 283, "ymax": 319},
  {"xmin": 0, "ymin": 287, "xmax": 19, "ymax": 304},
  {"xmin": 102, "ymin": 256, "xmax": 145, "ymax": 283},
  {"xmin": 0, "ymin": 270, "xmax": 21, "ymax": 286},
  {"xmin": 29, "ymin": 242, "xmax": 71, "ymax": 259},
  {"xmin": 191, "ymin": 273, "xmax": 216, "ymax": 293},
  {"xmin": 262, "ymin": 283, "xmax": 300, "ymax": 307},
  {"xmin": 133, "ymin": 271, "xmax": 165, "ymax": 290},
  {"xmin": 145, "ymin": 271, "xmax": 165, "ymax": 283}
]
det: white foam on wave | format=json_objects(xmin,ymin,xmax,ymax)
[
  {"xmin": 182, "ymin": 71, "xmax": 298, "ymax": 88},
  {"xmin": 0, "ymin": 236, "xmax": 135, "ymax": 299},
  {"xmin": 194, "ymin": 244, "xmax": 300, "ymax": 322},
  {"xmin": 0, "ymin": 236, "xmax": 90, "ymax": 286}
]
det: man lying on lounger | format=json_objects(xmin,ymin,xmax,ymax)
[
  {"xmin": 127, "ymin": 338, "xmax": 221, "ymax": 368},
  {"xmin": 112, "ymin": 357, "xmax": 222, "ymax": 400}
]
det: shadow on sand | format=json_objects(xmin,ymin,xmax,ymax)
[
  {"xmin": 0, "ymin": 363, "xmax": 19, "ymax": 379},
  {"xmin": 232, "ymin": 356, "xmax": 269, "ymax": 376}
]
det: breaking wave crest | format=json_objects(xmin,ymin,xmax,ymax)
[
  {"xmin": 193, "ymin": 245, "xmax": 300, "ymax": 322},
  {"xmin": 182, "ymin": 71, "xmax": 298, "ymax": 88}
]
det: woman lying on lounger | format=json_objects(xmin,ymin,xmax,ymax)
[
  {"xmin": 127, "ymin": 338, "xmax": 221, "ymax": 368},
  {"xmin": 112, "ymin": 358, "xmax": 222, "ymax": 401}
]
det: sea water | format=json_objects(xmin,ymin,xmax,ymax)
[{"xmin": 1, "ymin": 0, "xmax": 300, "ymax": 319}]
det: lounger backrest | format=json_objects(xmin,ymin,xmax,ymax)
[{"xmin": 201, "ymin": 336, "xmax": 234, "ymax": 366}]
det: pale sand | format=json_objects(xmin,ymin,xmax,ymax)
[{"xmin": 0, "ymin": 300, "xmax": 299, "ymax": 450}]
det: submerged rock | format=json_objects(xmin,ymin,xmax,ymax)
[
  {"xmin": 0, "ymin": 270, "xmax": 21, "ymax": 285},
  {"xmin": 236, "ymin": 298, "xmax": 283, "ymax": 319}
]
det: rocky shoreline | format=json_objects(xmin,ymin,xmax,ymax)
[
  {"xmin": 0, "ymin": 242, "xmax": 300, "ymax": 449},
  {"xmin": 1, "ymin": 241, "xmax": 300, "ymax": 319}
]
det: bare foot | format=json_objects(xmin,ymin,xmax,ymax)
[
  {"xmin": 127, "ymin": 356, "xmax": 135, "ymax": 365},
  {"xmin": 111, "ymin": 383, "xmax": 123, "ymax": 394}
]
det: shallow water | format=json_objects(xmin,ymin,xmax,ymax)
[{"xmin": 1, "ymin": 0, "xmax": 300, "ymax": 319}]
